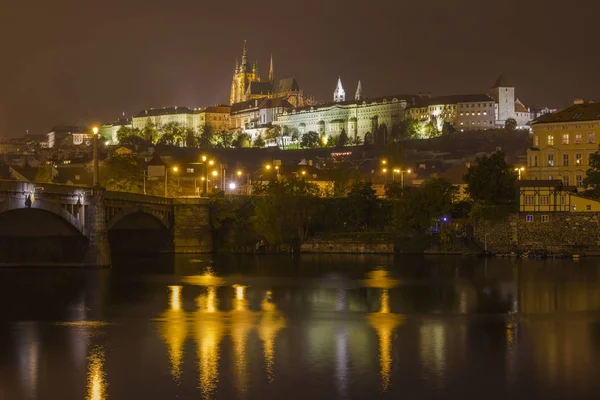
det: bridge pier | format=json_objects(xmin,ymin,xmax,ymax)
[
  {"xmin": 172, "ymin": 198, "xmax": 212, "ymax": 253},
  {"xmin": 83, "ymin": 187, "xmax": 111, "ymax": 267}
]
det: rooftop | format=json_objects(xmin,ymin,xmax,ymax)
[
  {"xmin": 134, "ymin": 106, "xmax": 194, "ymax": 118},
  {"xmin": 532, "ymin": 102, "xmax": 600, "ymax": 125},
  {"xmin": 411, "ymin": 94, "xmax": 495, "ymax": 108}
]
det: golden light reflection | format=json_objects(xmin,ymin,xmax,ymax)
[
  {"xmin": 182, "ymin": 270, "xmax": 226, "ymax": 287},
  {"xmin": 196, "ymin": 286, "xmax": 218, "ymax": 313},
  {"xmin": 160, "ymin": 285, "xmax": 188, "ymax": 383},
  {"xmin": 169, "ymin": 285, "xmax": 182, "ymax": 311},
  {"xmin": 231, "ymin": 284, "xmax": 253, "ymax": 392},
  {"xmin": 362, "ymin": 269, "xmax": 400, "ymax": 289},
  {"xmin": 258, "ymin": 290, "xmax": 286, "ymax": 382},
  {"xmin": 367, "ymin": 289, "xmax": 404, "ymax": 392},
  {"xmin": 86, "ymin": 346, "xmax": 107, "ymax": 400},
  {"xmin": 195, "ymin": 317, "xmax": 224, "ymax": 400}
]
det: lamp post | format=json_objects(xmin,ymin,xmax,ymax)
[
  {"xmin": 514, "ymin": 167, "xmax": 525, "ymax": 180},
  {"xmin": 398, "ymin": 168, "xmax": 412, "ymax": 195},
  {"xmin": 165, "ymin": 166, "xmax": 178, "ymax": 197},
  {"xmin": 92, "ymin": 126, "xmax": 99, "ymax": 186}
]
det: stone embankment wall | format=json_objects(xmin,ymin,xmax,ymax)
[
  {"xmin": 300, "ymin": 239, "xmax": 394, "ymax": 254},
  {"xmin": 474, "ymin": 213, "xmax": 600, "ymax": 253}
]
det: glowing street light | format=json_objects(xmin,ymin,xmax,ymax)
[
  {"xmin": 92, "ymin": 126, "xmax": 99, "ymax": 186},
  {"xmin": 514, "ymin": 167, "xmax": 525, "ymax": 180},
  {"xmin": 165, "ymin": 166, "xmax": 179, "ymax": 197},
  {"xmin": 202, "ymin": 155, "xmax": 207, "ymax": 162},
  {"xmin": 237, "ymin": 170, "xmax": 242, "ymax": 177},
  {"xmin": 395, "ymin": 168, "xmax": 412, "ymax": 194},
  {"xmin": 265, "ymin": 164, "xmax": 272, "ymax": 170},
  {"xmin": 212, "ymin": 170, "xmax": 218, "ymax": 177},
  {"xmin": 209, "ymin": 160, "xmax": 215, "ymax": 166},
  {"xmin": 229, "ymin": 182, "xmax": 237, "ymax": 190}
]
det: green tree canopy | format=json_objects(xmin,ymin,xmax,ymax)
[
  {"xmin": 253, "ymin": 176, "xmax": 321, "ymax": 248},
  {"xmin": 253, "ymin": 134, "xmax": 265, "ymax": 148},
  {"xmin": 505, "ymin": 118, "xmax": 517, "ymax": 131},
  {"xmin": 100, "ymin": 154, "xmax": 144, "ymax": 193},
  {"xmin": 464, "ymin": 151, "xmax": 516, "ymax": 205},
  {"xmin": 583, "ymin": 145, "xmax": 600, "ymax": 197},
  {"xmin": 392, "ymin": 177, "xmax": 457, "ymax": 234},
  {"xmin": 300, "ymin": 131, "xmax": 320, "ymax": 148},
  {"xmin": 338, "ymin": 129, "xmax": 349, "ymax": 147}
]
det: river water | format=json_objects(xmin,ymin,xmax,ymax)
[{"xmin": 1, "ymin": 254, "xmax": 600, "ymax": 400}]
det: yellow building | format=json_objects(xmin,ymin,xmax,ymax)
[
  {"xmin": 526, "ymin": 102, "xmax": 600, "ymax": 188},
  {"xmin": 518, "ymin": 180, "xmax": 600, "ymax": 213},
  {"xmin": 196, "ymin": 106, "xmax": 231, "ymax": 133}
]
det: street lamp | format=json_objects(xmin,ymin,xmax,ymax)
[
  {"xmin": 396, "ymin": 168, "xmax": 412, "ymax": 194},
  {"xmin": 92, "ymin": 126, "xmax": 99, "ymax": 186},
  {"xmin": 165, "ymin": 166, "xmax": 178, "ymax": 197},
  {"xmin": 515, "ymin": 167, "xmax": 525, "ymax": 180}
]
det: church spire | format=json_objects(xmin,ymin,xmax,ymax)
[
  {"xmin": 334, "ymin": 77, "xmax": 346, "ymax": 103},
  {"xmin": 269, "ymin": 54, "xmax": 274, "ymax": 82},
  {"xmin": 235, "ymin": 58, "xmax": 239, "ymax": 73},
  {"xmin": 241, "ymin": 40, "xmax": 248, "ymax": 69},
  {"xmin": 355, "ymin": 80, "xmax": 363, "ymax": 101}
]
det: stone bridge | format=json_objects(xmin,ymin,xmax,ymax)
[{"xmin": 0, "ymin": 181, "xmax": 212, "ymax": 266}]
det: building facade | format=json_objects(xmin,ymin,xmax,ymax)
[
  {"xmin": 408, "ymin": 94, "xmax": 496, "ymax": 131},
  {"xmin": 132, "ymin": 107, "xmax": 196, "ymax": 131},
  {"xmin": 274, "ymin": 94, "xmax": 409, "ymax": 141},
  {"xmin": 47, "ymin": 126, "xmax": 91, "ymax": 148},
  {"xmin": 488, "ymin": 75, "xmax": 531, "ymax": 128},
  {"xmin": 526, "ymin": 102, "xmax": 600, "ymax": 188}
]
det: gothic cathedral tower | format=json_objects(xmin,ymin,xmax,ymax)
[{"xmin": 230, "ymin": 41, "xmax": 261, "ymax": 105}]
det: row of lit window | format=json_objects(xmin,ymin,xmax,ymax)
[
  {"xmin": 535, "ymin": 132, "xmax": 596, "ymax": 146},
  {"xmin": 460, "ymin": 112, "xmax": 488, "ymax": 116},
  {"xmin": 532, "ymin": 153, "xmax": 585, "ymax": 167},
  {"xmin": 459, "ymin": 103, "xmax": 494, "ymax": 108},
  {"xmin": 460, "ymin": 121, "xmax": 492, "ymax": 125}
]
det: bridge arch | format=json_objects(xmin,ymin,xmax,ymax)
[
  {"xmin": 107, "ymin": 206, "xmax": 170, "ymax": 231},
  {"xmin": 0, "ymin": 199, "xmax": 85, "ymax": 235}
]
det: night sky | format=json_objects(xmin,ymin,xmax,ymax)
[{"xmin": 1, "ymin": 0, "xmax": 598, "ymax": 137}]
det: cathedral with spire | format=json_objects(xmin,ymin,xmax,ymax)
[{"xmin": 229, "ymin": 41, "xmax": 309, "ymax": 107}]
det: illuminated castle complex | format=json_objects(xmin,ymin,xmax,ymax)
[{"xmin": 229, "ymin": 41, "xmax": 307, "ymax": 107}]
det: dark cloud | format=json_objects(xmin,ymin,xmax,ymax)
[{"xmin": 1, "ymin": 0, "xmax": 598, "ymax": 136}]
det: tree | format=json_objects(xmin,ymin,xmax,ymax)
[
  {"xmin": 265, "ymin": 125, "xmax": 281, "ymax": 141},
  {"xmin": 423, "ymin": 119, "xmax": 440, "ymax": 138},
  {"xmin": 100, "ymin": 154, "xmax": 144, "ymax": 193},
  {"xmin": 391, "ymin": 118, "xmax": 420, "ymax": 141},
  {"xmin": 350, "ymin": 136, "xmax": 363, "ymax": 146},
  {"xmin": 158, "ymin": 122, "xmax": 186, "ymax": 146},
  {"xmin": 363, "ymin": 132, "xmax": 374, "ymax": 145},
  {"xmin": 345, "ymin": 181, "xmax": 380, "ymax": 231},
  {"xmin": 198, "ymin": 125, "xmax": 216, "ymax": 148},
  {"xmin": 338, "ymin": 129, "xmax": 349, "ymax": 147},
  {"xmin": 464, "ymin": 151, "xmax": 517, "ymax": 205},
  {"xmin": 583, "ymin": 146, "xmax": 600, "ymax": 196},
  {"xmin": 392, "ymin": 177, "xmax": 457, "ymax": 234},
  {"xmin": 253, "ymin": 176, "xmax": 321, "ymax": 250},
  {"xmin": 141, "ymin": 120, "xmax": 159, "ymax": 144},
  {"xmin": 116, "ymin": 126, "xmax": 145, "ymax": 147},
  {"xmin": 505, "ymin": 118, "xmax": 518, "ymax": 131},
  {"xmin": 441, "ymin": 121, "xmax": 456, "ymax": 136},
  {"xmin": 233, "ymin": 132, "xmax": 251, "ymax": 148},
  {"xmin": 185, "ymin": 128, "xmax": 200, "ymax": 148},
  {"xmin": 300, "ymin": 131, "xmax": 319, "ymax": 148},
  {"xmin": 253, "ymin": 134, "xmax": 265, "ymax": 148},
  {"xmin": 290, "ymin": 128, "xmax": 300, "ymax": 143},
  {"xmin": 215, "ymin": 130, "xmax": 234, "ymax": 148}
]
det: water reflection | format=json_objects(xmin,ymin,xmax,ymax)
[
  {"xmin": 16, "ymin": 323, "xmax": 39, "ymax": 400},
  {"xmin": 367, "ymin": 288, "xmax": 404, "ymax": 392},
  {"xmin": 258, "ymin": 290, "xmax": 286, "ymax": 382},
  {"xmin": 86, "ymin": 346, "xmax": 107, "ymax": 400},
  {"xmin": 159, "ymin": 285, "xmax": 188, "ymax": 383}
]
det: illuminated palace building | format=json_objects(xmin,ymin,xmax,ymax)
[
  {"xmin": 274, "ymin": 78, "xmax": 411, "ymax": 141},
  {"xmin": 526, "ymin": 101, "xmax": 600, "ymax": 187}
]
